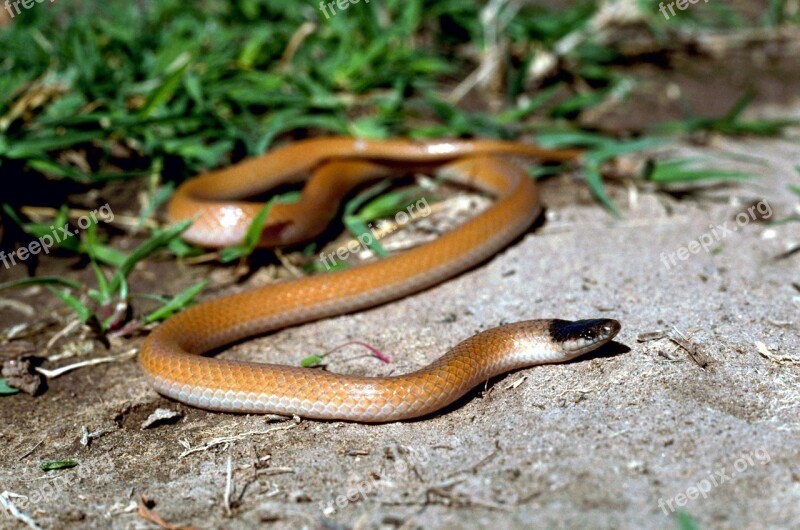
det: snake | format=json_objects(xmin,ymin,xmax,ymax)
[{"xmin": 138, "ymin": 138, "xmax": 621, "ymax": 422}]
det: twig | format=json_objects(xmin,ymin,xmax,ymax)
[
  {"xmin": 0, "ymin": 299, "xmax": 35, "ymax": 318},
  {"xmin": 669, "ymin": 327, "xmax": 711, "ymax": 368},
  {"xmin": 256, "ymin": 467, "xmax": 295, "ymax": 476},
  {"xmin": 280, "ymin": 21, "xmax": 316, "ymax": 69},
  {"xmin": 422, "ymin": 478, "xmax": 510, "ymax": 511},
  {"xmin": 445, "ymin": 444, "xmax": 498, "ymax": 479},
  {"xmin": 179, "ymin": 420, "xmax": 300, "ymax": 459},
  {"xmin": 0, "ymin": 491, "xmax": 41, "ymax": 530},
  {"xmin": 18, "ymin": 438, "xmax": 45, "ymax": 461},
  {"xmin": 35, "ymin": 349, "xmax": 137, "ymax": 379},
  {"xmin": 503, "ymin": 375, "xmax": 527, "ymax": 390},
  {"xmin": 45, "ymin": 319, "xmax": 81, "ymax": 351},
  {"xmin": 274, "ymin": 249, "xmax": 305, "ymax": 279},
  {"xmin": 775, "ymin": 245, "xmax": 800, "ymax": 260},
  {"xmin": 137, "ymin": 494, "xmax": 197, "ymax": 530},
  {"xmin": 756, "ymin": 341, "xmax": 800, "ymax": 365},
  {"xmin": 637, "ymin": 330, "xmax": 666, "ymax": 342},
  {"xmin": 224, "ymin": 454, "xmax": 233, "ymax": 517}
]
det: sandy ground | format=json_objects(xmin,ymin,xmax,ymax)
[{"xmin": 1, "ymin": 130, "xmax": 798, "ymax": 530}]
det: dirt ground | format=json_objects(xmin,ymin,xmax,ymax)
[{"xmin": 2, "ymin": 46, "xmax": 800, "ymax": 530}]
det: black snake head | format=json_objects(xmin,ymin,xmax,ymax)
[{"xmin": 549, "ymin": 319, "xmax": 621, "ymax": 356}]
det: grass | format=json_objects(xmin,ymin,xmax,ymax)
[
  {"xmin": 675, "ymin": 510, "xmax": 701, "ymax": 530},
  {"xmin": 0, "ymin": 0, "xmax": 797, "ymax": 333},
  {"xmin": 653, "ymin": 90, "xmax": 800, "ymax": 137},
  {"xmin": 0, "ymin": 377, "xmax": 20, "ymax": 395},
  {"xmin": 2, "ymin": 1, "xmax": 790, "ymax": 184},
  {"xmin": 38, "ymin": 459, "xmax": 79, "ymax": 472},
  {"xmin": 0, "ymin": 219, "xmax": 203, "ymax": 334},
  {"xmin": 2, "ymin": 203, "xmax": 125, "ymax": 266}
]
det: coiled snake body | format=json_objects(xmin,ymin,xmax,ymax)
[{"xmin": 139, "ymin": 138, "xmax": 621, "ymax": 422}]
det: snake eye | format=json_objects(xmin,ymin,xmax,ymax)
[{"xmin": 549, "ymin": 318, "xmax": 621, "ymax": 355}]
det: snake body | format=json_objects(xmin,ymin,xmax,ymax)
[{"xmin": 139, "ymin": 138, "xmax": 621, "ymax": 422}]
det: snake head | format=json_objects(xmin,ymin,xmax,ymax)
[{"xmin": 549, "ymin": 319, "xmax": 621, "ymax": 357}]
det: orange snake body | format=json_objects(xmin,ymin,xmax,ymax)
[{"xmin": 139, "ymin": 138, "xmax": 621, "ymax": 422}]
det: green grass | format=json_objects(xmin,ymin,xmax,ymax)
[
  {"xmin": 300, "ymin": 340, "xmax": 392, "ymax": 369},
  {"xmin": 648, "ymin": 158, "xmax": 751, "ymax": 184},
  {"xmin": 0, "ymin": 220, "xmax": 202, "ymax": 334},
  {"xmin": 2, "ymin": 1, "xmax": 789, "ymax": 187},
  {"xmin": 653, "ymin": 90, "xmax": 799, "ymax": 137},
  {"xmin": 2, "ymin": 203, "xmax": 125, "ymax": 266},
  {"xmin": 0, "ymin": 0, "xmax": 796, "ymax": 345},
  {"xmin": 0, "ymin": 378, "xmax": 21, "ymax": 395},
  {"xmin": 38, "ymin": 459, "xmax": 79, "ymax": 472},
  {"xmin": 675, "ymin": 510, "xmax": 701, "ymax": 530}
]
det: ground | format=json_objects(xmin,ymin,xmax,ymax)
[{"xmin": 2, "ymin": 21, "xmax": 800, "ymax": 530}]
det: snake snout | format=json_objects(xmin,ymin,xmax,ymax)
[{"xmin": 549, "ymin": 318, "xmax": 621, "ymax": 357}]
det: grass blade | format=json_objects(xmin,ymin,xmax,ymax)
[
  {"xmin": 219, "ymin": 200, "xmax": 274, "ymax": 263},
  {"xmin": 0, "ymin": 378, "xmax": 21, "ymax": 395},
  {"xmin": 0, "ymin": 276, "xmax": 83, "ymax": 292},
  {"xmin": 48, "ymin": 287, "xmax": 92, "ymax": 324},
  {"xmin": 39, "ymin": 460, "xmax": 79, "ymax": 472},
  {"xmin": 145, "ymin": 280, "xmax": 208, "ymax": 322},
  {"xmin": 109, "ymin": 219, "xmax": 192, "ymax": 293}
]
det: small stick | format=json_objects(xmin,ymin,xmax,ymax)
[
  {"xmin": 0, "ymin": 491, "xmax": 41, "ymax": 530},
  {"xmin": 35, "ymin": 350, "xmax": 137, "ymax": 379},
  {"xmin": 223, "ymin": 454, "xmax": 233, "ymax": 517}
]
